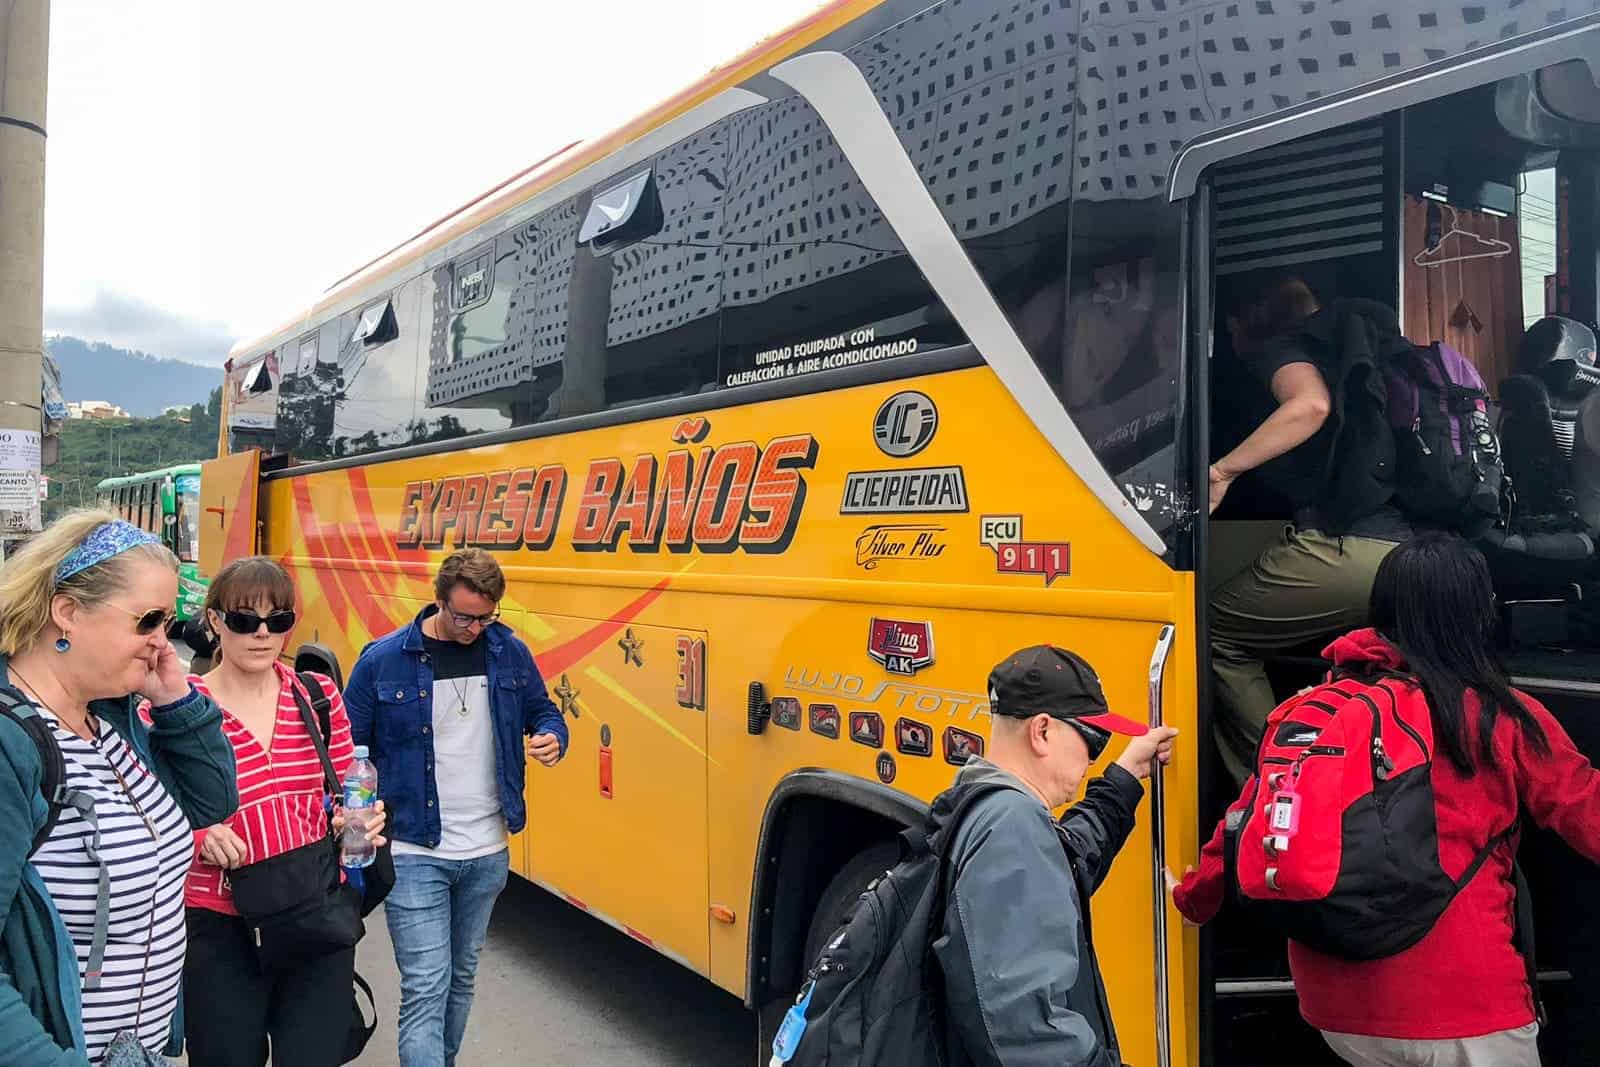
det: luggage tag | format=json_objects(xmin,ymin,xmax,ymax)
[
  {"xmin": 1266, "ymin": 786, "xmax": 1301, "ymax": 855},
  {"xmin": 769, "ymin": 979, "xmax": 815, "ymax": 1065}
]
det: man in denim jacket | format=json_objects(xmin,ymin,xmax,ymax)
[{"xmin": 345, "ymin": 549, "xmax": 567, "ymax": 1067}]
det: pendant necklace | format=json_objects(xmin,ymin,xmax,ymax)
[{"xmin": 446, "ymin": 675, "xmax": 471, "ymax": 718}]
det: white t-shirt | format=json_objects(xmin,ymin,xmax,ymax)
[{"xmin": 393, "ymin": 635, "xmax": 507, "ymax": 860}]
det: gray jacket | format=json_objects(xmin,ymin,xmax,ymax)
[{"xmin": 932, "ymin": 757, "xmax": 1144, "ymax": 1067}]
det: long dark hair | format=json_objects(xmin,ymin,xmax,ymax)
[{"xmin": 1368, "ymin": 533, "xmax": 1548, "ymax": 775}]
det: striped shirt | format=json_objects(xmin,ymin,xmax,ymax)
[
  {"xmin": 185, "ymin": 664, "xmax": 355, "ymax": 915},
  {"xmin": 32, "ymin": 714, "xmax": 191, "ymax": 1063}
]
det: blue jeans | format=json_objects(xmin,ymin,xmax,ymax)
[{"xmin": 385, "ymin": 849, "xmax": 510, "ymax": 1067}]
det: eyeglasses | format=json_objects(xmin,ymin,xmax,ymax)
[
  {"xmin": 444, "ymin": 606, "xmax": 500, "ymax": 629},
  {"xmin": 1061, "ymin": 717, "xmax": 1112, "ymax": 761},
  {"xmin": 219, "ymin": 609, "xmax": 297, "ymax": 635},
  {"xmin": 109, "ymin": 604, "xmax": 179, "ymax": 636}
]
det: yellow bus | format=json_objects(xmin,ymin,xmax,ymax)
[{"xmin": 202, "ymin": 3, "xmax": 1600, "ymax": 1063}]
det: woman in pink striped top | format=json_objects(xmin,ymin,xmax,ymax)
[{"xmin": 181, "ymin": 558, "xmax": 385, "ymax": 1067}]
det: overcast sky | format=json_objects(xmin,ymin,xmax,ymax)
[{"xmin": 43, "ymin": 1, "xmax": 826, "ymax": 365}]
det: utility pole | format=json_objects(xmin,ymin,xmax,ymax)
[{"xmin": 0, "ymin": 1, "xmax": 49, "ymax": 538}]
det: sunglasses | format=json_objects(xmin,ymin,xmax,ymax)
[
  {"xmin": 218, "ymin": 609, "xmax": 297, "ymax": 635},
  {"xmin": 110, "ymin": 605, "xmax": 179, "ymax": 636},
  {"xmin": 1061, "ymin": 717, "xmax": 1112, "ymax": 761}
]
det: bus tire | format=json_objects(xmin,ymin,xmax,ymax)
[
  {"xmin": 801, "ymin": 840, "xmax": 900, "ymax": 970},
  {"xmin": 757, "ymin": 839, "xmax": 899, "ymax": 1062}
]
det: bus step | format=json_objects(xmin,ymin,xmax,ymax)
[{"xmin": 1217, "ymin": 971, "xmax": 1571, "ymax": 999}]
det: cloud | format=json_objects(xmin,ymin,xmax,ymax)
[{"xmin": 45, "ymin": 291, "xmax": 237, "ymax": 366}]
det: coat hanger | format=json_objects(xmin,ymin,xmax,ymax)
[{"xmin": 1414, "ymin": 204, "xmax": 1513, "ymax": 268}]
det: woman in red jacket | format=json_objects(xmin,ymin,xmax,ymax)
[{"xmin": 1174, "ymin": 532, "xmax": 1600, "ymax": 1067}]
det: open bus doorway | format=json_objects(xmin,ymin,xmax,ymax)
[{"xmin": 1197, "ymin": 52, "xmax": 1600, "ymax": 1067}]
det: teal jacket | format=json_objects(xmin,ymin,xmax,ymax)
[{"xmin": 0, "ymin": 655, "xmax": 238, "ymax": 1065}]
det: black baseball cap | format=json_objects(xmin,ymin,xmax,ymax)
[{"xmin": 987, "ymin": 645, "xmax": 1148, "ymax": 736}]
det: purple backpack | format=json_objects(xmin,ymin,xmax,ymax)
[{"xmin": 1385, "ymin": 342, "xmax": 1503, "ymax": 530}]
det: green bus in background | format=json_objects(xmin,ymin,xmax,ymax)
[{"xmin": 96, "ymin": 464, "xmax": 208, "ymax": 636}]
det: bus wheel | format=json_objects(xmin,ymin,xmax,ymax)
[
  {"xmin": 757, "ymin": 839, "xmax": 899, "ymax": 1061},
  {"xmin": 802, "ymin": 840, "xmax": 900, "ymax": 975}
]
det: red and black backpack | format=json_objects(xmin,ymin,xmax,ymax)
[{"xmin": 1225, "ymin": 672, "xmax": 1525, "ymax": 962}]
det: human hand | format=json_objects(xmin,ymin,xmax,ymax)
[
  {"xmin": 142, "ymin": 642, "xmax": 192, "ymax": 707},
  {"xmin": 332, "ymin": 799, "xmax": 388, "ymax": 848},
  {"xmin": 1114, "ymin": 725, "xmax": 1179, "ymax": 780},
  {"xmin": 1165, "ymin": 865, "xmax": 1201, "ymax": 927},
  {"xmin": 200, "ymin": 824, "xmax": 248, "ymax": 869},
  {"xmin": 526, "ymin": 733, "xmax": 562, "ymax": 767},
  {"xmin": 1208, "ymin": 464, "xmax": 1235, "ymax": 514}
]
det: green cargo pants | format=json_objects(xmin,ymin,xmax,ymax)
[{"xmin": 1210, "ymin": 526, "xmax": 1397, "ymax": 787}]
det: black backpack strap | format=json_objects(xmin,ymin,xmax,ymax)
[
  {"xmin": 298, "ymin": 671, "xmax": 333, "ymax": 747},
  {"xmin": 351, "ymin": 970, "xmax": 378, "ymax": 1046},
  {"xmin": 290, "ymin": 673, "xmax": 341, "ymax": 799},
  {"xmin": 1448, "ymin": 821, "xmax": 1544, "ymax": 1025},
  {"xmin": 0, "ymin": 687, "xmax": 67, "ymax": 857},
  {"xmin": 1511, "ymin": 858, "xmax": 1545, "ymax": 1027}
]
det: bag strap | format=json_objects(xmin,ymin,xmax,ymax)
[
  {"xmin": 0, "ymin": 687, "xmax": 68, "ymax": 857},
  {"xmin": 1511, "ymin": 858, "xmax": 1546, "ymax": 1027},
  {"xmin": 290, "ymin": 673, "xmax": 341, "ymax": 800},
  {"xmin": 352, "ymin": 970, "xmax": 378, "ymax": 1043}
]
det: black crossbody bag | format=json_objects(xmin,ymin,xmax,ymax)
[{"xmin": 226, "ymin": 674, "xmax": 388, "ymax": 975}]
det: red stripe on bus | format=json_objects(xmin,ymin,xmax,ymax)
[{"xmin": 536, "ymin": 578, "xmax": 673, "ymax": 677}]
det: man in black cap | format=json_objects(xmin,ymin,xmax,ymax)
[{"xmin": 932, "ymin": 645, "xmax": 1178, "ymax": 1067}]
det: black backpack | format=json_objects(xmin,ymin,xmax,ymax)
[
  {"xmin": 770, "ymin": 782, "xmax": 1006, "ymax": 1067},
  {"xmin": 1383, "ymin": 342, "xmax": 1504, "ymax": 533}
]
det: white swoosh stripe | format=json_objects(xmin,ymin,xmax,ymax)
[{"xmin": 769, "ymin": 51, "xmax": 1166, "ymax": 556}]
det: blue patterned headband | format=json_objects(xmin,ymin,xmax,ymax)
[{"xmin": 54, "ymin": 521, "xmax": 162, "ymax": 586}]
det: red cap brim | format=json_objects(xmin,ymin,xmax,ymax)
[{"xmin": 1080, "ymin": 710, "xmax": 1149, "ymax": 737}]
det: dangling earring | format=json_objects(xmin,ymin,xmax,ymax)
[{"xmin": 54, "ymin": 635, "xmax": 71, "ymax": 654}]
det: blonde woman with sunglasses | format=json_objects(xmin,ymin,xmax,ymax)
[
  {"xmin": 183, "ymin": 557, "xmax": 386, "ymax": 1067},
  {"xmin": 0, "ymin": 510, "xmax": 238, "ymax": 1065}
]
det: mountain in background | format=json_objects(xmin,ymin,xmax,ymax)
[{"xmin": 47, "ymin": 335, "xmax": 223, "ymax": 417}]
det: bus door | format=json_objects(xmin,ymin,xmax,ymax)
[
  {"xmin": 199, "ymin": 450, "xmax": 260, "ymax": 577},
  {"xmin": 522, "ymin": 616, "xmax": 712, "ymax": 978},
  {"xmin": 1188, "ymin": 36, "xmax": 1600, "ymax": 1067}
]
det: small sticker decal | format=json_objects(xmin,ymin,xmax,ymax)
[
  {"xmin": 849, "ymin": 711, "xmax": 885, "ymax": 749},
  {"xmin": 896, "ymin": 718, "xmax": 934, "ymax": 758},
  {"xmin": 867, "ymin": 618, "xmax": 935, "ymax": 677},
  {"xmin": 809, "ymin": 703, "xmax": 841, "ymax": 740},
  {"xmin": 979, "ymin": 514, "xmax": 1071, "ymax": 585},
  {"xmin": 772, "ymin": 697, "xmax": 803, "ymax": 731},
  {"xmin": 943, "ymin": 726, "xmax": 985, "ymax": 766},
  {"xmin": 873, "ymin": 391, "xmax": 939, "ymax": 458},
  {"xmin": 876, "ymin": 751, "xmax": 898, "ymax": 784}
]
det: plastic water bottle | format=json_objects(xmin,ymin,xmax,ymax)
[{"xmin": 340, "ymin": 746, "xmax": 378, "ymax": 869}]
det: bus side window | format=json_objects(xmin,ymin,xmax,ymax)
[
  {"xmin": 716, "ymin": 96, "xmax": 967, "ymax": 389},
  {"xmin": 588, "ymin": 125, "xmax": 728, "ymax": 412}
]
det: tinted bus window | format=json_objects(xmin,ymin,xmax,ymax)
[
  {"xmin": 717, "ymin": 95, "xmax": 967, "ymax": 387},
  {"xmin": 330, "ymin": 282, "xmax": 421, "ymax": 457}
]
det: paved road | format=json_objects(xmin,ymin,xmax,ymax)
[
  {"xmin": 172, "ymin": 641, "xmax": 755, "ymax": 1066},
  {"xmin": 354, "ymin": 878, "xmax": 754, "ymax": 1066}
]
